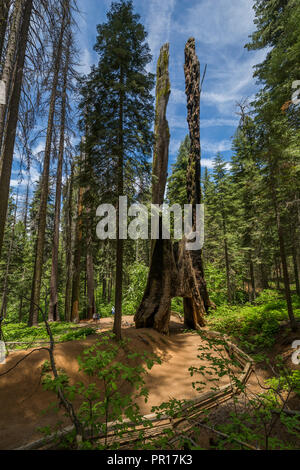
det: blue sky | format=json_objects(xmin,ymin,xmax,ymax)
[
  {"xmin": 11, "ymin": 0, "xmax": 267, "ymax": 193},
  {"xmin": 76, "ymin": 0, "xmax": 266, "ymax": 169}
]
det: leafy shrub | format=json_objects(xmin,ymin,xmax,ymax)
[
  {"xmin": 254, "ymin": 289, "xmax": 281, "ymax": 305},
  {"xmin": 2, "ymin": 322, "xmax": 79, "ymax": 343},
  {"xmin": 122, "ymin": 262, "xmax": 149, "ymax": 315},
  {"xmin": 205, "ymin": 264, "xmax": 229, "ymax": 306},
  {"xmin": 60, "ymin": 327, "xmax": 96, "ymax": 342},
  {"xmin": 171, "ymin": 297, "xmax": 184, "ymax": 315},
  {"xmin": 208, "ymin": 290, "xmax": 300, "ymax": 353},
  {"xmin": 96, "ymin": 302, "xmax": 114, "ymax": 318}
]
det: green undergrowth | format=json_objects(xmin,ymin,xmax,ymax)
[
  {"xmin": 2, "ymin": 322, "xmax": 96, "ymax": 346},
  {"xmin": 207, "ymin": 290, "xmax": 300, "ymax": 354}
]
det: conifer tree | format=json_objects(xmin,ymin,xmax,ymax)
[{"xmin": 80, "ymin": 0, "xmax": 154, "ymax": 339}]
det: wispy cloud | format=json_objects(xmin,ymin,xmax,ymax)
[
  {"xmin": 169, "ymin": 115, "xmax": 238, "ymax": 130},
  {"xmin": 202, "ymin": 138, "xmax": 232, "ymax": 154},
  {"xmin": 78, "ymin": 47, "xmax": 94, "ymax": 75},
  {"xmin": 170, "ymin": 88, "xmax": 186, "ymax": 105},
  {"xmin": 146, "ymin": 0, "xmax": 176, "ymax": 69},
  {"xmin": 174, "ymin": 0, "xmax": 255, "ymax": 46},
  {"xmin": 202, "ymin": 158, "xmax": 214, "ymax": 169},
  {"xmin": 201, "ymin": 50, "xmax": 266, "ymax": 115}
]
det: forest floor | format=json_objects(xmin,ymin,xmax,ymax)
[{"xmin": 0, "ymin": 314, "xmax": 299, "ymax": 450}]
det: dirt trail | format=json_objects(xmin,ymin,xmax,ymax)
[{"xmin": 0, "ymin": 316, "xmax": 248, "ymax": 449}]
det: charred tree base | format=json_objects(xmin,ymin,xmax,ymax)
[{"xmin": 134, "ymin": 237, "xmax": 214, "ymax": 334}]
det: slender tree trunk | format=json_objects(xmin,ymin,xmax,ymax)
[
  {"xmin": 108, "ymin": 277, "xmax": 112, "ymax": 304},
  {"xmin": 23, "ymin": 171, "xmax": 30, "ymax": 229},
  {"xmin": 86, "ymin": 244, "xmax": 96, "ymax": 320},
  {"xmin": 64, "ymin": 167, "xmax": 74, "ymax": 322},
  {"xmin": 222, "ymin": 213, "xmax": 232, "ymax": 303},
  {"xmin": 0, "ymin": 0, "xmax": 10, "ymax": 64},
  {"xmin": 0, "ymin": 0, "xmax": 24, "ymax": 151},
  {"xmin": 18, "ymin": 172, "xmax": 30, "ymax": 322},
  {"xmin": 85, "ymin": 169, "xmax": 96, "ymax": 320},
  {"xmin": 274, "ymin": 256, "xmax": 280, "ymax": 289},
  {"xmin": 260, "ymin": 263, "xmax": 269, "ymax": 290},
  {"xmin": 102, "ymin": 278, "xmax": 107, "ymax": 302},
  {"xmin": 49, "ymin": 33, "xmax": 70, "ymax": 322},
  {"xmin": 249, "ymin": 255, "xmax": 256, "ymax": 302},
  {"xmin": 291, "ymin": 229, "xmax": 300, "ymax": 296},
  {"xmin": 113, "ymin": 66, "xmax": 124, "ymax": 341},
  {"xmin": 0, "ymin": 192, "xmax": 18, "ymax": 320},
  {"xmin": 277, "ymin": 220, "xmax": 296, "ymax": 329},
  {"xmin": 0, "ymin": 0, "xmax": 33, "ymax": 258},
  {"xmin": 270, "ymin": 176, "xmax": 296, "ymax": 331},
  {"xmin": 29, "ymin": 3, "xmax": 68, "ymax": 326},
  {"xmin": 71, "ymin": 184, "xmax": 84, "ymax": 323}
]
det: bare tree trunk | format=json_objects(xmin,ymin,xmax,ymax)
[
  {"xmin": 260, "ymin": 263, "xmax": 269, "ymax": 290},
  {"xmin": 270, "ymin": 172, "xmax": 296, "ymax": 331},
  {"xmin": 71, "ymin": 184, "xmax": 83, "ymax": 323},
  {"xmin": 18, "ymin": 172, "xmax": 30, "ymax": 321},
  {"xmin": 249, "ymin": 254, "xmax": 256, "ymax": 302},
  {"xmin": 221, "ymin": 213, "xmax": 232, "ymax": 303},
  {"xmin": 274, "ymin": 256, "xmax": 279, "ymax": 289},
  {"xmin": 135, "ymin": 41, "xmax": 213, "ymax": 334},
  {"xmin": 0, "ymin": 191, "xmax": 18, "ymax": 320},
  {"xmin": 0, "ymin": 0, "xmax": 10, "ymax": 64},
  {"xmin": 86, "ymin": 243, "xmax": 96, "ymax": 320},
  {"xmin": 49, "ymin": 30, "xmax": 70, "ymax": 322},
  {"xmin": 182, "ymin": 38, "xmax": 213, "ymax": 324},
  {"xmin": 23, "ymin": 171, "xmax": 30, "ymax": 229},
  {"xmin": 291, "ymin": 231, "xmax": 300, "ymax": 297},
  {"xmin": 102, "ymin": 277, "xmax": 107, "ymax": 302},
  {"xmin": 0, "ymin": 0, "xmax": 24, "ymax": 151},
  {"xmin": 64, "ymin": 167, "xmax": 74, "ymax": 322},
  {"xmin": 29, "ymin": 2, "xmax": 68, "ymax": 326},
  {"xmin": 107, "ymin": 277, "xmax": 112, "ymax": 304},
  {"xmin": 0, "ymin": 0, "xmax": 32, "ymax": 258}
]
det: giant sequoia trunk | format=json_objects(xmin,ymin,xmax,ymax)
[{"xmin": 135, "ymin": 40, "xmax": 213, "ymax": 334}]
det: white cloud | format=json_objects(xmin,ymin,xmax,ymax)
[
  {"xmin": 201, "ymin": 49, "xmax": 266, "ymax": 115},
  {"xmin": 201, "ymin": 118, "xmax": 238, "ymax": 128},
  {"xmin": 32, "ymin": 142, "xmax": 44, "ymax": 155},
  {"xmin": 201, "ymin": 158, "xmax": 214, "ymax": 169},
  {"xmin": 170, "ymin": 88, "xmax": 186, "ymax": 105},
  {"xmin": 10, "ymin": 163, "xmax": 40, "ymax": 190},
  {"xmin": 169, "ymin": 138, "xmax": 183, "ymax": 155},
  {"xmin": 175, "ymin": 0, "xmax": 255, "ymax": 46},
  {"xmin": 146, "ymin": 0, "xmax": 176, "ymax": 70},
  {"xmin": 78, "ymin": 47, "xmax": 94, "ymax": 75},
  {"xmin": 168, "ymin": 115, "xmax": 238, "ymax": 132},
  {"xmin": 201, "ymin": 159, "xmax": 231, "ymax": 170},
  {"xmin": 202, "ymin": 138, "xmax": 232, "ymax": 153}
]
